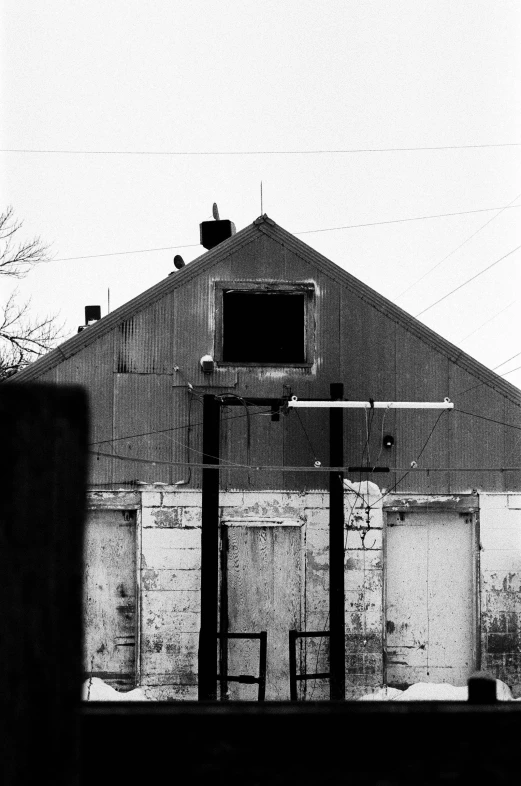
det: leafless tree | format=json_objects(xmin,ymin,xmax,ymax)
[{"xmin": 0, "ymin": 207, "xmax": 63, "ymax": 379}]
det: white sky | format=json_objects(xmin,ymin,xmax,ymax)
[{"xmin": 2, "ymin": 1, "xmax": 521, "ymax": 387}]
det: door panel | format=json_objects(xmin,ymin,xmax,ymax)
[
  {"xmin": 385, "ymin": 511, "xmax": 475, "ymax": 687},
  {"xmin": 83, "ymin": 509, "xmax": 137, "ymax": 689},
  {"xmin": 223, "ymin": 524, "xmax": 302, "ymax": 700}
]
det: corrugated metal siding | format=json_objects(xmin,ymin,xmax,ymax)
[
  {"xmin": 115, "ymin": 297, "xmax": 175, "ymax": 374},
  {"xmin": 112, "ymin": 374, "xmax": 176, "ymax": 484},
  {"xmin": 13, "ymin": 220, "xmax": 521, "ymax": 494},
  {"xmin": 449, "ymin": 362, "xmax": 506, "ymax": 492},
  {"xmin": 54, "ymin": 332, "xmax": 115, "ymax": 485},
  {"xmin": 504, "ymin": 399, "xmax": 521, "ymax": 490},
  {"xmin": 393, "ymin": 326, "xmax": 450, "ymax": 494},
  {"xmin": 340, "ymin": 290, "xmax": 396, "ymax": 493}
]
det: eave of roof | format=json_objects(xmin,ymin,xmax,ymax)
[{"xmin": 8, "ymin": 214, "xmax": 521, "ymax": 407}]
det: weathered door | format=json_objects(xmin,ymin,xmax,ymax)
[
  {"xmin": 222, "ymin": 522, "xmax": 303, "ymax": 700},
  {"xmin": 83, "ymin": 509, "xmax": 137, "ymax": 689},
  {"xmin": 385, "ymin": 510, "xmax": 476, "ymax": 687}
]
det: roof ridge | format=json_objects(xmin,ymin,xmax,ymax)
[{"xmin": 8, "ymin": 216, "xmax": 521, "ymax": 406}]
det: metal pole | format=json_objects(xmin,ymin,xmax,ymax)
[
  {"xmin": 329, "ymin": 382, "xmax": 345, "ymax": 700},
  {"xmin": 198, "ymin": 394, "xmax": 221, "ymax": 700}
]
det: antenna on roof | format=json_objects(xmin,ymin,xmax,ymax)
[
  {"xmin": 212, "ymin": 202, "xmax": 220, "ymax": 220},
  {"xmin": 260, "ymin": 181, "xmax": 263, "ymax": 213}
]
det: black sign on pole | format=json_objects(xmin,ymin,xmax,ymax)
[
  {"xmin": 329, "ymin": 382, "xmax": 345, "ymax": 700},
  {"xmin": 198, "ymin": 394, "xmax": 221, "ymax": 700}
]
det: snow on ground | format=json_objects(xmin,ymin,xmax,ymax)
[
  {"xmin": 83, "ymin": 677, "xmax": 519, "ymax": 702},
  {"xmin": 82, "ymin": 677, "xmax": 149, "ymax": 701},
  {"xmin": 359, "ymin": 680, "xmax": 516, "ymax": 701}
]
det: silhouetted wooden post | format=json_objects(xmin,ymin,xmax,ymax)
[
  {"xmin": 329, "ymin": 382, "xmax": 345, "ymax": 700},
  {"xmin": 198, "ymin": 394, "xmax": 221, "ymax": 700},
  {"xmin": 0, "ymin": 383, "xmax": 88, "ymax": 786}
]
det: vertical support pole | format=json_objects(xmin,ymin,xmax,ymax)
[
  {"xmin": 219, "ymin": 528, "xmax": 229, "ymax": 701},
  {"xmin": 258, "ymin": 631, "xmax": 267, "ymax": 702},
  {"xmin": 329, "ymin": 382, "xmax": 345, "ymax": 700},
  {"xmin": 198, "ymin": 394, "xmax": 221, "ymax": 700},
  {"xmin": 289, "ymin": 630, "xmax": 298, "ymax": 701}
]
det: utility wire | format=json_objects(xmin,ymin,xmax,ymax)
[
  {"xmin": 454, "ymin": 354, "xmax": 521, "ymax": 397},
  {"xmin": 91, "ymin": 450, "xmax": 521, "ymax": 472},
  {"xmin": 369, "ymin": 409, "xmax": 449, "ymax": 507},
  {"xmin": 88, "ymin": 406, "xmax": 274, "ymax": 446},
  {"xmin": 296, "ymin": 205, "xmax": 521, "ymax": 236},
  {"xmin": 457, "ymin": 301, "xmax": 516, "ymax": 344},
  {"xmin": 499, "ymin": 364, "xmax": 521, "ymax": 377},
  {"xmin": 3, "ymin": 143, "xmax": 521, "ymax": 156},
  {"xmin": 49, "ymin": 205, "xmax": 521, "ymax": 263},
  {"xmin": 88, "ymin": 396, "xmax": 521, "ymax": 450},
  {"xmin": 52, "ymin": 243, "xmax": 200, "ymax": 262},
  {"xmin": 493, "ymin": 351, "xmax": 521, "ymax": 371},
  {"xmin": 394, "ymin": 191, "xmax": 521, "ymax": 301},
  {"xmin": 415, "ymin": 244, "xmax": 521, "ymax": 318},
  {"xmin": 453, "ymin": 407, "xmax": 521, "ymax": 431}
]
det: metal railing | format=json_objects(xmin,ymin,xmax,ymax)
[
  {"xmin": 289, "ymin": 630, "xmax": 331, "ymax": 700},
  {"xmin": 217, "ymin": 631, "xmax": 267, "ymax": 701}
]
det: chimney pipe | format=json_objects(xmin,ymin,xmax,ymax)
[
  {"xmin": 200, "ymin": 219, "xmax": 236, "ymax": 250},
  {"xmin": 78, "ymin": 305, "xmax": 101, "ymax": 333}
]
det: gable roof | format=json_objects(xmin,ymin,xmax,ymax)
[{"xmin": 9, "ymin": 215, "xmax": 521, "ymax": 406}]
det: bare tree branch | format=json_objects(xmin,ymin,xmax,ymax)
[
  {"xmin": 0, "ymin": 206, "xmax": 52, "ymax": 278},
  {"xmin": 0, "ymin": 209, "xmax": 62, "ymax": 379}
]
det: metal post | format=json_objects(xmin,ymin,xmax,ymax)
[
  {"xmin": 329, "ymin": 382, "xmax": 345, "ymax": 700},
  {"xmin": 198, "ymin": 394, "xmax": 221, "ymax": 700},
  {"xmin": 289, "ymin": 630, "xmax": 298, "ymax": 701}
]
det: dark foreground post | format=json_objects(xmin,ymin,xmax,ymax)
[
  {"xmin": 329, "ymin": 382, "xmax": 345, "ymax": 700},
  {"xmin": 198, "ymin": 394, "xmax": 221, "ymax": 700},
  {"xmin": 468, "ymin": 671, "xmax": 497, "ymax": 703},
  {"xmin": 0, "ymin": 383, "xmax": 88, "ymax": 786}
]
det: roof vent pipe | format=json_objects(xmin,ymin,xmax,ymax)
[{"xmin": 78, "ymin": 305, "xmax": 101, "ymax": 333}]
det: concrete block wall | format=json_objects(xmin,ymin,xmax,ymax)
[
  {"xmin": 480, "ymin": 493, "xmax": 521, "ymax": 697},
  {"xmin": 140, "ymin": 491, "xmax": 202, "ymax": 700},
  {"xmin": 88, "ymin": 484, "xmax": 386, "ymax": 700},
  {"xmin": 343, "ymin": 484, "xmax": 384, "ymax": 700}
]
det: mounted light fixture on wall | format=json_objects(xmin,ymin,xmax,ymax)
[
  {"xmin": 383, "ymin": 434, "xmax": 395, "ymax": 449},
  {"xmin": 200, "ymin": 354, "xmax": 215, "ymax": 374}
]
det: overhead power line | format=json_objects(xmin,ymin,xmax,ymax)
[
  {"xmin": 415, "ymin": 244, "xmax": 521, "ymax": 318},
  {"xmin": 89, "ymin": 450, "xmax": 521, "ymax": 472},
  {"xmin": 457, "ymin": 301, "xmax": 516, "ymax": 344},
  {"xmin": 493, "ymin": 351, "xmax": 521, "ymax": 371},
  {"xmin": 453, "ymin": 407, "xmax": 521, "ymax": 431},
  {"xmin": 50, "ymin": 204, "xmax": 521, "ymax": 263},
  {"xmin": 394, "ymin": 191, "xmax": 521, "ymax": 301},
  {"xmin": 53, "ymin": 243, "xmax": 200, "ymax": 262},
  {"xmin": 295, "ymin": 205, "xmax": 521, "ymax": 236},
  {"xmin": 2, "ymin": 143, "xmax": 521, "ymax": 156}
]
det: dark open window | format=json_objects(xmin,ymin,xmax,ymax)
[{"xmin": 219, "ymin": 286, "xmax": 312, "ymax": 365}]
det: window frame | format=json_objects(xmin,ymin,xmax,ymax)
[{"xmin": 214, "ymin": 281, "xmax": 315, "ymax": 367}]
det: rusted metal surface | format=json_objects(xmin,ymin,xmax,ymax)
[{"xmin": 385, "ymin": 509, "xmax": 476, "ymax": 687}]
